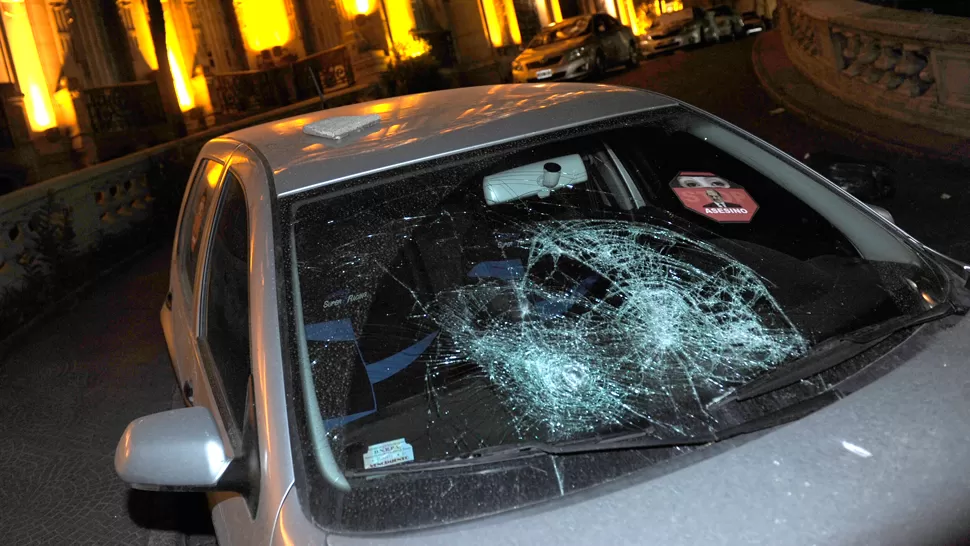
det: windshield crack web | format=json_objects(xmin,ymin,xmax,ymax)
[{"xmin": 428, "ymin": 219, "xmax": 807, "ymax": 439}]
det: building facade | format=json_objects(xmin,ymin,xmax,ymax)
[{"xmin": 0, "ymin": 0, "xmax": 733, "ymax": 189}]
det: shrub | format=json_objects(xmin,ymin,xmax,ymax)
[{"xmin": 380, "ymin": 53, "xmax": 449, "ymax": 97}]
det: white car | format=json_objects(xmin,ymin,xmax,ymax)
[{"xmin": 116, "ymin": 83, "xmax": 970, "ymax": 545}]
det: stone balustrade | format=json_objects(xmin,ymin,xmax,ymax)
[
  {"xmin": 780, "ymin": 0, "xmax": 970, "ymax": 137},
  {"xmin": 0, "ymin": 139, "xmax": 192, "ymax": 297}
]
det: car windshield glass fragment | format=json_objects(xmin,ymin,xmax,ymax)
[{"xmin": 287, "ymin": 107, "xmax": 947, "ymax": 479}]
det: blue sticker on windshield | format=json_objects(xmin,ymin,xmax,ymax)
[{"xmin": 363, "ymin": 438, "xmax": 415, "ymax": 470}]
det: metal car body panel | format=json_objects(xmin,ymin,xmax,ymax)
[
  {"xmin": 223, "ymin": 84, "xmax": 676, "ymax": 198},
  {"xmin": 149, "ymin": 84, "xmax": 970, "ymax": 545}
]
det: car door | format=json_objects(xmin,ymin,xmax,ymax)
[
  {"xmin": 593, "ymin": 15, "xmax": 619, "ymax": 61},
  {"xmin": 603, "ymin": 15, "xmax": 629, "ymax": 63},
  {"xmin": 194, "ymin": 150, "xmax": 289, "ymax": 546},
  {"xmin": 168, "ymin": 139, "xmax": 237, "ymax": 404}
]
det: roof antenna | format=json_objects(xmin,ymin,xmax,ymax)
[{"xmin": 309, "ymin": 66, "xmax": 326, "ymax": 109}]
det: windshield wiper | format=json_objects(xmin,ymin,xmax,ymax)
[
  {"xmin": 345, "ymin": 388, "xmax": 850, "ymax": 478},
  {"xmin": 344, "ymin": 431, "xmax": 716, "ymax": 477},
  {"xmin": 719, "ymin": 302, "xmax": 957, "ymax": 404}
]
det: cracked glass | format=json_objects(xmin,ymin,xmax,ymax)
[{"xmin": 282, "ymin": 107, "xmax": 947, "ymax": 530}]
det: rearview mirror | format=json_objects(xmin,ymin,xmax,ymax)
[
  {"xmin": 483, "ymin": 154, "xmax": 588, "ymax": 205},
  {"xmin": 115, "ymin": 407, "xmax": 232, "ymax": 491}
]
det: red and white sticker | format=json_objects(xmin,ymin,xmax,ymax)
[{"xmin": 670, "ymin": 172, "xmax": 759, "ymax": 223}]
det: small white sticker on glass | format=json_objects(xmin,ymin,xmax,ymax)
[{"xmin": 363, "ymin": 438, "xmax": 415, "ymax": 470}]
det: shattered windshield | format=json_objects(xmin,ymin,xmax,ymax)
[
  {"xmin": 283, "ymin": 107, "xmax": 946, "ymax": 531},
  {"xmin": 527, "ymin": 17, "xmax": 591, "ymax": 47}
]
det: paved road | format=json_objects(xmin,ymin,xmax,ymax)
[
  {"xmin": 2, "ymin": 33, "xmax": 969, "ymax": 544},
  {"xmin": 0, "ymin": 247, "xmax": 213, "ymax": 545},
  {"xmin": 606, "ymin": 36, "xmax": 970, "ymax": 262}
]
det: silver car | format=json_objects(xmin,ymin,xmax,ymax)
[
  {"xmin": 640, "ymin": 12, "xmax": 703, "ymax": 56},
  {"xmin": 708, "ymin": 5, "xmax": 744, "ymax": 40},
  {"xmin": 117, "ymin": 84, "xmax": 970, "ymax": 545},
  {"xmin": 512, "ymin": 14, "xmax": 638, "ymax": 83}
]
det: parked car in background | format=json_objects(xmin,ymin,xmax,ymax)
[
  {"xmin": 511, "ymin": 13, "xmax": 637, "ymax": 83},
  {"xmin": 741, "ymin": 11, "xmax": 767, "ymax": 35},
  {"xmin": 116, "ymin": 83, "xmax": 970, "ymax": 545},
  {"xmin": 708, "ymin": 5, "xmax": 744, "ymax": 40},
  {"xmin": 693, "ymin": 7, "xmax": 722, "ymax": 42},
  {"xmin": 640, "ymin": 10, "xmax": 703, "ymax": 56}
]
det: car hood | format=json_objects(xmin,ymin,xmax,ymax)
[
  {"xmin": 276, "ymin": 313, "xmax": 970, "ymax": 545},
  {"xmin": 516, "ymin": 37, "xmax": 590, "ymax": 63}
]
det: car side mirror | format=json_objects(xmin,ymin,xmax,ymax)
[{"xmin": 115, "ymin": 407, "xmax": 237, "ymax": 492}]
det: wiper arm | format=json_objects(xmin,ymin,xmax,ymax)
[
  {"xmin": 723, "ymin": 302, "xmax": 956, "ymax": 404},
  {"xmin": 346, "ymin": 431, "xmax": 715, "ymax": 477}
]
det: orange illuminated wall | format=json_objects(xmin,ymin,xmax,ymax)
[
  {"xmin": 482, "ymin": 0, "xmax": 522, "ymax": 47},
  {"xmin": 343, "ymin": 0, "xmax": 374, "ymax": 15},
  {"xmin": 233, "ymin": 0, "xmax": 293, "ymax": 52},
  {"xmin": 383, "ymin": 0, "xmax": 430, "ymax": 58},
  {"xmin": 481, "ymin": 0, "xmax": 502, "ymax": 46},
  {"xmin": 1, "ymin": 0, "xmax": 56, "ymax": 132},
  {"xmin": 654, "ymin": 0, "xmax": 684, "ymax": 13},
  {"xmin": 533, "ymin": 0, "xmax": 550, "ymax": 26},
  {"xmin": 619, "ymin": 0, "xmax": 640, "ymax": 34},
  {"xmin": 550, "ymin": 0, "xmax": 562, "ymax": 22},
  {"xmin": 161, "ymin": 0, "xmax": 194, "ymax": 111},
  {"xmin": 503, "ymin": 0, "xmax": 521, "ymax": 44},
  {"xmin": 129, "ymin": 0, "xmax": 159, "ymax": 71}
]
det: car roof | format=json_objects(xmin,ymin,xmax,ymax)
[{"xmin": 223, "ymin": 83, "xmax": 678, "ymax": 197}]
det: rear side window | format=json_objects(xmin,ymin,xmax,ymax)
[{"xmin": 178, "ymin": 159, "xmax": 224, "ymax": 296}]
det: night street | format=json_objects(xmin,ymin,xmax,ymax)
[
  {"xmin": 3, "ymin": 30, "xmax": 970, "ymax": 545},
  {"xmin": 605, "ymin": 37, "xmax": 970, "ymax": 261}
]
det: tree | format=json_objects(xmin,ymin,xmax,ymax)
[{"xmin": 145, "ymin": 0, "xmax": 188, "ymax": 138}]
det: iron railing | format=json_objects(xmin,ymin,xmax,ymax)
[
  {"xmin": 206, "ymin": 68, "xmax": 291, "ymax": 117},
  {"xmin": 208, "ymin": 44, "xmax": 356, "ymax": 118},
  {"xmin": 292, "ymin": 44, "xmax": 356, "ymax": 100},
  {"xmin": 76, "ymin": 81, "xmax": 166, "ymax": 134}
]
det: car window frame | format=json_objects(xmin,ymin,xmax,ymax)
[
  {"xmin": 197, "ymin": 169, "xmax": 253, "ymax": 451},
  {"xmin": 176, "ymin": 159, "xmax": 226, "ymax": 306}
]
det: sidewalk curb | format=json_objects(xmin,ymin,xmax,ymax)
[{"xmin": 751, "ymin": 33, "xmax": 968, "ymax": 164}]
